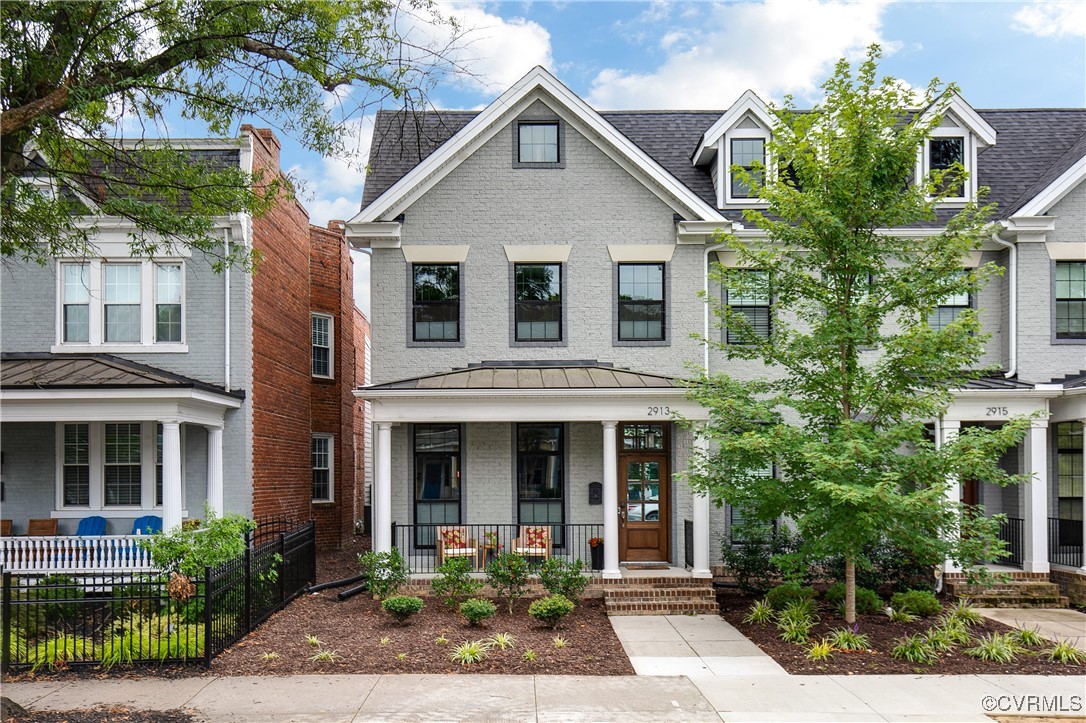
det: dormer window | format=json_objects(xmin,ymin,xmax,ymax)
[
  {"xmin": 915, "ymin": 96, "xmax": 996, "ymax": 204},
  {"xmin": 730, "ymin": 138, "xmax": 765, "ymax": 199},
  {"xmin": 927, "ymin": 136, "xmax": 965, "ymax": 199}
]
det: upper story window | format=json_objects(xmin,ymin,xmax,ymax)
[
  {"xmin": 1056, "ymin": 261, "xmax": 1086, "ymax": 339},
  {"xmin": 724, "ymin": 269, "xmax": 771, "ymax": 344},
  {"xmin": 928, "ymin": 271, "xmax": 971, "ymax": 330},
  {"xmin": 617, "ymin": 263, "xmax": 665, "ymax": 341},
  {"xmin": 730, "ymin": 138, "xmax": 765, "ymax": 199},
  {"xmin": 518, "ymin": 122, "xmax": 559, "ymax": 163},
  {"xmin": 311, "ymin": 313, "xmax": 334, "ymax": 378},
  {"xmin": 928, "ymin": 136, "xmax": 965, "ymax": 198},
  {"xmin": 57, "ymin": 260, "xmax": 185, "ymax": 351},
  {"xmin": 412, "ymin": 264, "xmax": 460, "ymax": 342},
  {"xmin": 515, "ymin": 263, "xmax": 562, "ymax": 342}
]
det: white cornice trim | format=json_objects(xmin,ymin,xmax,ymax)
[
  {"xmin": 1, "ymin": 387, "xmax": 243, "ymax": 408},
  {"xmin": 918, "ymin": 93, "xmax": 997, "ymax": 147},
  {"xmin": 692, "ymin": 90, "xmax": 775, "ymax": 166},
  {"xmin": 347, "ymin": 66, "xmax": 725, "ymax": 230},
  {"xmin": 1014, "ymin": 155, "xmax": 1086, "ymax": 217}
]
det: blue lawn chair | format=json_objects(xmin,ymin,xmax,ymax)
[
  {"xmin": 130, "ymin": 515, "xmax": 162, "ymax": 535},
  {"xmin": 76, "ymin": 516, "xmax": 107, "ymax": 536}
]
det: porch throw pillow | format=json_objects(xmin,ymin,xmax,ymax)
[
  {"xmin": 442, "ymin": 529, "xmax": 466, "ymax": 549},
  {"xmin": 526, "ymin": 527, "xmax": 547, "ymax": 548}
]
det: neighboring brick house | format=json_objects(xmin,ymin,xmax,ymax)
[
  {"xmin": 346, "ymin": 67, "xmax": 1085, "ymax": 596},
  {"xmin": 0, "ymin": 127, "xmax": 366, "ymax": 552}
]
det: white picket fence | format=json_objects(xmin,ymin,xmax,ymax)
[{"xmin": 0, "ymin": 535, "xmax": 157, "ymax": 574}]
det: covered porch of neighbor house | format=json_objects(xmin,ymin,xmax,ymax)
[
  {"xmin": 357, "ymin": 362, "xmax": 713, "ymax": 579},
  {"xmin": 0, "ymin": 353, "xmax": 244, "ymax": 574}
]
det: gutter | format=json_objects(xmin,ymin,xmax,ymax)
[
  {"xmin": 703, "ymin": 241, "xmax": 730, "ymax": 373},
  {"xmin": 990, "ymin": 232, "xmax": 1017, "ymax": 379}
]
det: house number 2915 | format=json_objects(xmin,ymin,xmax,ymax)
[
  {"xmin": 985, "ymin": 406, "xmax": 1008, "ymax": 416},
  {"xmin": 647, "ymin": 406, "xmax": 671, "ymax": 416}
]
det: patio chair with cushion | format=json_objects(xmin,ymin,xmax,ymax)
[
  {"xmin": 27, "ymin": 519, "xmax": 58, "ymax": 536},
  {"xmin": 512, "ymin": 525, "xmax": 551, "ymax": 562},
  {"xmin": 436, "ymin": 526, "xmax": 478, "ymax": 570}
]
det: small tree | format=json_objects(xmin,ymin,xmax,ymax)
[
  {"xmin": 688, "ymin": 45, "xmax": 1031, "ymax": 624},
  {"xmin": 485, "ymin": 552, "xmax": 532, "ymax": 614}
]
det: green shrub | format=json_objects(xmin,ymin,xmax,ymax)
[
  {"xmin": 431, "ymin": 557, "xmax": 482, "ymax": 609},
  {"xmin": 824, "ymin": 583, "xmax": 883, "ymax": 615},
  {"xmin": 459, "ymin": 598, "xmax": 497, "ymax": 627},
  {"xmin": 824, "ymin": 541, "xmax": 937, "ymax": 594},
  {"xmin": 742, "ymin": 599, "xmax": 775, "ymax": 625},
  {"xmin": 891, "ymin": 634, "xmax": 937, "ymax": 664},
  {"xmin": 450, "ymin": 639, "xmax": 491, "ymax": 665},
  {"xmin": 806, "ymin": 638, "xmax": 834, "ymax": 660},
  {"xmin": 827, "ymin": 626, "xmax": 870, "ymax": 651},
  {"xmin": 765, "ymin": 582, "xmax": 816, "ymax": 611},
  {"xmin": 946, "ymin": 600, "xmax": 984, "ymax": 626},
  {"xmin": 720, "ymin": 523, "xmax": 804, "ymax": 593},
  {"xmin": 964, "ymin": 633, "xmax": 1019, "ymax": 663},
  {"xmin": 890, "ymin": 590, "xmax": 941, "ymax": 618},
  {"xmin": 110, "ymin": 575, "xmax": 164, "ymax": 620},
  {"xmin": 537, "ymin": 558, "xmax": 589, "ymax": 601},
  {"xmin": 1043, "ymin": 639, "xmax": 1086, "ymax": 664},
  {"xmin": 936, "ymin": 616, "xmax": 974, "ymax": 645},
  {"xmin": 1010, "ymin": 627, "xmax": 1047, "ymax": 648},
  {"xmin": 885, "ymin": 607, "xmax": 918, "ymax": 623},
  {"xmin": 775, "ymin": 601, "xmax": 816, "ymax": 644},
  {"xmin": 528, "ymin": 595, "xmax": 575, "ymax": 629},
  {"xmin": 140, "ymin": 504, "xmax": 256, "ymax": 577},
  {"xmin": 485, "ymin": 552, "xmax": 533, "ymax": 614},
  {"xmin": 359, "ymin": 548, "xmax": 410, "ymax": 599},
  {"xmin": 924, "ymin": 627, "xmax": 957, "ymax": 652},
  {"xmin": 35, "ymin": 574, "xmax": 84, "ymax": 623},
  {"xmin": 382, "ymin": 596, "xmax": 425, "ymax": 625}
]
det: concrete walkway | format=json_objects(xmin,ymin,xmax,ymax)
[
  {"xmin": 976, "ymin": 607, "xmax": 1086, "ymax": 652},
  {"xmin": 5, "ymin": 673, "xmax": 1085, "ymax": 722},
  {"xmin": 609, "ymin": 614, "xmax": 787, "ymax": 676}
]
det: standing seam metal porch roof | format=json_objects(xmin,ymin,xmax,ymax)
[{"xmin": 362, "ymin": 364, "xmax": 684, "ymax": 391}]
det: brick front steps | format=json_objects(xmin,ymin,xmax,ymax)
[
  {"xmin": 603, "ymin": 579, "xmax": 717, "ymax": 616},
  {"xmin": 945, "ymin": 574, "xmax": 1069, "ymax": 608}
]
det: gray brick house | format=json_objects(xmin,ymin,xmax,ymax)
[{"xmin": 348, "ymin": 67, "xmax": 1085, "ymax": 593}]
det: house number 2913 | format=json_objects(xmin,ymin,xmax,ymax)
[
  {"xmin": 985, "ymin": 406, "xmax": 1008, "ymax": 416},
  {"xmin": 647, "ymin": 406, "xmax": 671, "ymax": 416}
]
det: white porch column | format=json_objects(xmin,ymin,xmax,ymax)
[
  {"xmin": 691, "ymin": 430, "xmax": 712, "ymax": 578},
  {"xmin": 374, "ymin": 422, "xmax": 393, "ymax": 553},
  {"xmin": 206, "ymin": 426, "xmax": 224, "ymax": 517},
  {"xmin": 1023, "ymin": 418, "xmax": 1050, "ymax": 573},
  {"xmin": 161, "ymin": 421, "xmax": 183, "ymax": 532},
  {"xmin": 942, "ymin": 420, "xmax": 962, "ymax": 573},
  {"xmin": 601, "ymin": 420, "xmax": 621, "ymax": 579}
]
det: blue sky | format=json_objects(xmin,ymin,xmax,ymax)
[{"xmin": 271, "ymin": 0, "xmax": 1086, "ymax": 313}]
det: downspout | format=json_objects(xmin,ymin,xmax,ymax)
[
  {"xmin": 703, "ymin": 241, "xmax": 730, "ymax": 373},
  {"xmin": 224, "ymin": 228, "xmax": 232, "ymax": 392},
  {"xmin": 990, "ymin": 233, "xmax": 1016, "ymax": 379}
]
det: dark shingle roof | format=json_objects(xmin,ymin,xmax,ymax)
[
  {"xmin": 1, "ymin": 352, "xmax": 244, "ymax": 399},
  {"xmin": 360, "ymin": 107, "xmax": 1086, "ymax": 220}
]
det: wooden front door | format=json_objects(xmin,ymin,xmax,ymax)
[{"xmin": 619, "ymin": 454, "xmax": 669, "ymax": 562}]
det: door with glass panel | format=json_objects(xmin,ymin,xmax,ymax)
[
  {"xmin": 413, "ymin": 424, "xmax": 461, "ymax": 547},
  {"xmin": 618, "ymin": 424, "xmax": 669, "ymax": 562}
]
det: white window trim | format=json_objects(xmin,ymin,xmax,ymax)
[
  {"xmin": 53, "ymin": 259, "xmax": 188, "ymax": 353},
  {"xmin": 311, "ymin": 312, "xmax": 335, "ymax": 379},
  {"xmin": 53, "ymin": 421, "xmax": 186, "ymax": 517},
  {"xmin": 918, "ymin": 124, "xmax": 977, "ymax": 205},
  {"xmin": 312, "ymin": 433, "xmax": 335, "ymax": 503},
  {"xmin": 722, "ymin": 126, "xmax": 772, "ymax": 206}
]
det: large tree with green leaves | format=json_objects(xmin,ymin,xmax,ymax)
[
  {"xmin": 687, "ymin": 45, "xmax": 1031, "ymax": 623},
  {"xmin": 1, "ymin": 0, "xmax": 459, "ymax": 269}
]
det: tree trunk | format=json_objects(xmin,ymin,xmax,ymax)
[{"xmin": 844, "ymin": 554, "xmax": 856, "ymax": 624}]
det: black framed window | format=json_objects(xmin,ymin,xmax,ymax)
[
  {"xmin": 413, "ymin": 264, "xmax": 460, "ymax": 342},
  {"xmin": 618, "ymin": 263, "xmax": 665, "ymax": 341},
  {"xmin": 728, "ymin": 464, "xmax": 776, "ymax": 544},
  {"xmin": 929, "ymin": 137, "xmax": 965, "ymax": 197},
  {"xmin": 62, "ymin": 423, "xmax": 90, "ymax": 507},
  {"xmin": 731, "ymin": 138, "xmax": 765, "ymax": 199},
  {"xmin": 724, "ymin": 269, "xmax": 771, "ymax": 343},
  {"xmin": 1056, "ymin": 423, "xmax": 1083, "ymax": 548},
  {"xmin": 928, "ymin": 270, "xmax": 970, "ymax": 330},
  {"xmin": 1056, "ymin": 261, "xmax": 1086, "ymax": 339},
  {"xmin": 414, "ymin": 424, "xmax": 461, "ymax": 546},
  {"xmin": 518, "ymin": 122, "xmax": 559, "ymax": 163},
  {"xmin": 515, "ymin": 263, "xmax": 562, "ymax": 341},
  {"xmin": 517, "ymin": 424, "xmax": 564, "ymax": 546}
]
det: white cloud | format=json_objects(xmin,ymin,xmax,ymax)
[
  {"xmin": 587, "ymin": 0, "xmax": 894, "ymax": 109},
  {"xmin": 1011, "ymin": 0, "xmax": 1086, "ymax": 38}
]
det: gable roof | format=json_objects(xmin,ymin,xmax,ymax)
[
  {"xmin": 691, "ymin": 89, "xmax": 775, "ymax": 166},
  {"xmin": 359, "ymin": 95, "xmax": 1086, "ymax": 226},
  {"xmin": 351, "ymin": 66, "xmax": 725, "ymax": 225}
]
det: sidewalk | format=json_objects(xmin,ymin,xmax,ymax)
[
  {"xmin": 5, "ymin": 673, "xmax": 1084, "ymax": 722},
  {"xmin": 976, "ymin": 607, "xmax": 1086, "ymax": 652}
]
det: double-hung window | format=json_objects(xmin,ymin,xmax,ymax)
[
  {"xmin": 1056, "ymin": 261, "xmax": 1086, "ymax": 339},
  {"xmin": 517, "ymin": 424, "xmax": 564, "ymax": 546},
  {"xmin": 414, "ymin": 424, "xmax": 461, "ymax": 546},
  {"xmin": 514, "ymin": 264, "xmax": 562, "ymax": 342},
  {"xmin": 618, "ymin": 263, "xmax": 665, "ymax": 341},
  {"xmin": 311, "ymin": 313, "xmax": 333, "ymax": 377},
  {"xmin": 1055, "ymin": 423, "xmax": 1083, "ymax": 551},
  {"xmin": 730, "ymin": 138, "xmax": 765, "ymax": 199},
  {"xmin": 104, "ymin": 264, "xmax": 141, "ymax": 342},
  {"xmin": 724, "ymin": 269, "xmax": 771, "ymax": 343},
  {"xmin": 728, "ymin": 464, "xmax": 776, "ymax": 544},
  {"xmin": 312, "ymin": 435, "xmax": 334, "ymax": 502},
  {"xmin": 63, "ymin": 265, "xmax": 91, "ymax": 342},
  {"xmin": 928, "ymin": 270, "xmax": 970, "ymax": 330},
  {"xmin": 412, "ymin": 264, "xmax": 460, "ymax": 342},
  {"xmin": 155, "ymin": 265, "xmax": 182, "ymax": 342},
  {"xmin": 62, "ymin": 423, "xmax": 91, "ymax": 506},
  {"xmin": 104, "ymin": 423, "xmax": 142, "ymax": 506}
]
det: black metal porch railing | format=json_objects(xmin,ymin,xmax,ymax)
[
  {"xmin": 1048, "ymin": 517, "xmax": 1084, "ymax": 568},
  {"xmin": 391, "ymin": 523, "xmax": 603, "ymax": 574},
  {"xmin": 998, "ymin": 516, "xmax": 1024, "ymax": 568},
  {"xmin": 684, "ymin": 520, "xmax": 694, "ymax": 569}
]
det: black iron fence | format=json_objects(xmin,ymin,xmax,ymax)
[
  {"xmin": 2, "ymin": 519, "xmax": 315, "ymax": 672},
  {"xmin": 684, "ymin": 520, "xmax": 694, "ymax": 569},
  {"xmin": 1048, "ymin": 517, "xmax": 1083, "ymax": 568},
  {"xmin": 997, "ymin": 516, "xmax": 1024, "ymax": 568},
  {"xmin": 391, "ymin": 523, "xmax": 603, "ymax": 574}
]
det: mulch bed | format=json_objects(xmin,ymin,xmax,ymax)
[
  {"xmin": 3, "ymin": 702, "xmax": 194, "ymax": 722},
  {"xmin": 718, "ymin": 590, "xmax": 1086, "ymax": 675}
]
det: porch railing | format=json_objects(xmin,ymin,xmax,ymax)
[
  {"xmin": 391, "ymin": 523, "xmax": 603, "ymax": 574},
  {"xmin": 1048, "ymin": 517, "xmax": 1084, "ymax": 568},
  {"xmin": 0, "ymin": 535, "xmax": 155, "ymax": 574},
  {"xmin": 997, "ymin": 517, "xmax": 1024, "ymax": 568}
]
